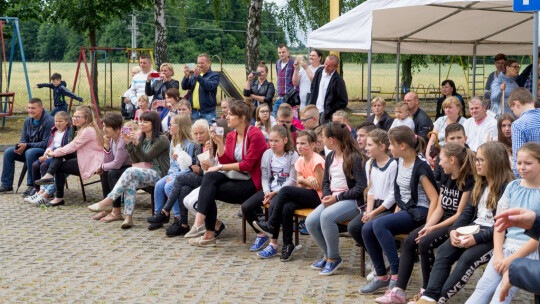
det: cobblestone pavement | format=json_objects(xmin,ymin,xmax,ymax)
[{"xmin": 0, "ymin": 155, "xmax": 534, "ymax": 303}]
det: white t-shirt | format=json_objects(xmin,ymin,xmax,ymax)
[
  {"xmin": 316, "ymin": 70, "xmax": 334, "ymax": 113},
  {"xmin": 474, "ymin": 189, "xmax": 494, "ymax": 227},
  {"xmin": 365, "ymin": 158, "xmax": 397, "ymax": 209},
  {"xmin": 330, "ymin": 157, "xmax": 348, "ymax": 195},
  {"xmin": 234, "ymin": 142, "xmax": 243, "ymax": 162},
  {"xmin": 270, "ymin": 153, "xmax": 289, "ymax": 192},
  {"xmin": 123, "ymin": 70, "xmax": 156, "ymax": 107},
  {"xmin": 51, "ymin": 130, "xmax": 65, "ymax": 150},
  {"xmin": 299, "ymin": 65, "xmax": 322, "ymax": 109},
  {"xmin": 464, "ymin": 116, "xmax": 498, "ymax": 152},
  {"xmin": 390, "ymin": 117, "xmax": 415, "ymax": 131},
  {"xmin": 281, "ymin": 62, "xmax": 287, "ymax": 70},
  {"xmin": 396, "ymin": 158, "xmax": 430, "ymax": 209}
]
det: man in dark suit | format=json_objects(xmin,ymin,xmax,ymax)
[{"xmin": 309, "ymin": 54, "xmax": 348, "ymax": 125}]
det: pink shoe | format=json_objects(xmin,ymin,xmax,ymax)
[
  {"xmin": 375, "ymin": 289, "xmax": 406, "ymax": 304},
  {"xmin": 407, "ymin": 288, "xmax": 425, "ymax": 304}
]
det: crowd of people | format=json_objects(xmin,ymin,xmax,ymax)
[{"xmin": 1, "ymin": 48, "xmax": 540, "ymax": 304}]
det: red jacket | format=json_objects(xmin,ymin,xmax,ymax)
[{"xmin": 218, "ymin": 125, "xmax": 267, "ymax": 191}]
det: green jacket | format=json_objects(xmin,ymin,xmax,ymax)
[{"xmin": 126, "ymin": 135, "xmax": 170, "ymax": 177}]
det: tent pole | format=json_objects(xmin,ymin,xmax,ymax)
[
  {"xmin": 396, "ymin": 40, "xmax": 401, "ymax": 103},
  {"xmin": 367, "ymin": 46, "xmax": 372, "ymax": 116},
  {"xmin": 472, "ymin": 43, "xmax": 477, "ymax": 98},
  {"xmin": 534, "ymin": 12, "xmax": 538, "ymax": 101}
]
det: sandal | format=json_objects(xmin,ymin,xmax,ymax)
[
  {"xmin": 101, "ymin": 212, "xmax": 124, "ymax": 223},
  {"xmin": 92, "ymin": 211, "xmax": 110, "ymax": 220}
]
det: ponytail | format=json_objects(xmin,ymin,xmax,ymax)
[
  {"xmin": 441, "ymin": 142, "xmax": 476, "ymax": 191},
  {"xmin": 364, "ymin": 158, "xmax": 375, "ymax": 201},
  {"xmin": 388, "ymin": 126, "xmax": 425, "ymax": 155}
]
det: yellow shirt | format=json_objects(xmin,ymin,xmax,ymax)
[{"xmin": 192, "ymin": 72, "xmax": 205, "ymax": 110}]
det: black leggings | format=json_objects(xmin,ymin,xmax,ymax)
[
  {"xmin": 48, "ymin": 153, "xmax": 79, "ymax": 199},
  {"xmin": 396, "ymin": 225, "xmax": 451, "ymax": 291},
  {"xmin": 241, "ymin": 190, "xmax": 278, "ymax": 237},
  {"xmin": 423, "ymin": 237, "xmax": 493, "ymax": 303},
  {"xmin": 266, "ymin": 186, "xmax": 321, "ymax": 246},
  {"xmin": 197, "ymin": 172, "xmax": 257, "ymax": 231},
  {"xmin": 347, "ymin": 208, "xmax": 395, "ymax": 248},
  {"xmin": 101, "ymin": 165, "xmax": 130, "ymax": 208},
  {"xmin": 31, "ymin": 160, "xmax": 50, "ymax": 189},
  {"xmin": 163, "ymin": 172, "xmax": 204, "ymax": 225}
]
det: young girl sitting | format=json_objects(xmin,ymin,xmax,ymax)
[
  {"xmin": 242, "ymin": 125, "xmax": 298, "ymax": 256},
  {"xmin": 254, "ymin": 103, "xmax": 276, "ymax": 139},
  {"xmin": 361, "ymin": 126, "xmax": 439, "ymax": 294},
  {"xmin": 254, "ymin": 129, "xmax": 324, "ymax": 260},
  {"xmin": 305, "ymin": 122, "xmax": 368, "ymax": 275},
  {"xmin": 26, "ymin": 111, "xmax": 71, "ymax": 205},
  {"xmin": 411, "ymin": 141, "xmax": 514, "ymax": 304},
  {"xmin": 464, "ymin": 142, "xmax": 540, "ymax": 304},
  {"xmin": 134, "ymin": 95, "xmax": 150, "ymax": 122},
  {"xmin": 377, "ymin": 142, "xmax": 475, "ymax": 304}
]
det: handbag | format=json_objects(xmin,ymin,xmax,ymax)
[
  {"xmin": 283, "ymin": 87, "xmax": 300, "ymax": 106},
  {"xmin": 219, "ymin": 125, "xmax": 252, "ymax": 180}
]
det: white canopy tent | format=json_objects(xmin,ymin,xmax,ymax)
[{"xmin": 307, "ymin": 0, "xmax": 539, "ymax": 111}]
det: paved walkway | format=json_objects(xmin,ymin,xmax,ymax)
[{"xmin": 0, "ymin": 155, "xmax": 534, "ymax": 303}]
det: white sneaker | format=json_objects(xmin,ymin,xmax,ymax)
[
  {"xmin": 30, "ymin": 195, "xmax": 48, "ymax": 206},
  {"xmin": 367, "ymin": 269, "xmax": 377, "ymax": 281},
  {"xmin": 25, "ymin": 194, "xmax": 41, "ymax": 202}
]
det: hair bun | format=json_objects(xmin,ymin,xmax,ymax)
[{"xmin": 260, "ymin": 60, "xmax": 266, "ymax": 65}]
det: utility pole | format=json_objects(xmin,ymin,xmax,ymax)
[
  {"xmin": 329, "ymin": 0, "xmax": 341, "ymax": 74},
  {"xmin": 127, "ymin": 10, "xmax": 139, "ymax": 61}
]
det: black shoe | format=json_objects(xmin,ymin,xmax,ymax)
[
  {"xmin": 214, "ymin": 222, "xmax": 226, "ymax": 239},
  {"xmin": 253, "ymin": 220, "xmax": 273, "ymax": 238},
  {"xmin": 45, "ymin": 200, "xmax": 65, "ymax": 207},
  {"xmin": 146, "ymin": 211, "xmax": 170, "ymax": 224},
  {"xmin": 147, "ymin": 222, "xmax": 163, "ymax": 230},
  {"xmin": 35, "ymin": 178, "xmax": 54, "ymax": 186},
  {"xmin": 0, "ymin": 185, "xmax": 13, "ymax": 194},
  {"xmin": 166, "ymin": 218, "xmax": 190, "ymax": 237},
  {"xmin": 22, "ymin": 187, "xmax": 36, "ymax": 197},
  {"xmin": 280, "ymin": 243, "xmax": 296, "ymax": 262}
]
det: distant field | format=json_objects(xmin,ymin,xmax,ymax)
[{"xmin": 2, "ymin": 61, "xmax": 487, "ymax": 113}]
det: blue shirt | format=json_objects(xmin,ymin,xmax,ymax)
[{"xmin": 511, "ymin": 108, "xmax": 540, "ymax": 177}]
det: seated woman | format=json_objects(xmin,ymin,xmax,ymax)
[
  {"xmin": 154, "ymin": 88, "xmax": 181, "ymax": 132},
  {"xmin": 35, "ymin": 106, "xmax": 103, "ymax": 207},
  {"xmin": 88, "ymin": 111, "xmax": 170, "ymax": 229},
  {"xmin": 366, "ymin": 97, "xmax": 394, "ymax": 131},
  {"xmin": 148, "ymin": 113, "xmax": 195, "ymax": 230},
  {"xmin": 491, "ymin": 59, "xmax": 520, "ymax": 116},
  {"xmin": 189, "ymin": 100, "xmax": 267, "ymax": 247},
  {"xmin": 93, "ymin": 112, "xmax": 133, "ymax": 222},
  {"xmin": 26, "ymin": 111, "xmax": 71, "ymax": 205},
  {"xmin": 145, "ymin": 62, "xmax": 179, "ymax": 104},
  {"xmin": 426, "ymin": 96, "xmax": 466, "ymax": 166},
  {"xmin": 360, "ymin": 126, "xmax": 439, "ymax": 294},
  {"xmin": 254, "ymin": 103, "xmax": 276, "ymax": 139},
  {"xmin": 244, "ymin": 61, "xmax": 275, "ymax": 109},
  {"xmin": 436, "ymin": 80, "xmax": 465, "ymax": 119},
  {"xmin": 242, "ymin": 125, "xmax": 298, "ymax": 258},
  {"xmin": 410, "ymin": 142, "xmax": 514, "ymax": 304},
  {"xmin": 304, "ymin": 122, "xmax": 367, "ymax": 275}
]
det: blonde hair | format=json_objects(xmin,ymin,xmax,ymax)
[
  {"xmin": 277, "ymin": 103, "xmax": 292, "ymax": 118},
  {"xmin": 178, "ymin": 99, "xmax": 192, "ymax": 111},
  {"xmin": 332, "ymin": 110, "xmax": 349, "ymax": 123},
  {"xmin": 442, "ymin": 96, "xmax": 462, "ymax": 111},
  {"xmin": 395, "ymin": 101, "xmax": 408, "ymax": 110},
  {"xmin": 171, "ymin": 114, "xmax": 193, "ymax": 147},
  {"xmin": 371, "ymin": 97, "xmax": 386, "ymax": 107},
  {"xmin": 138, "ymin": 95, "xmax": 149, "ymax": 105},
  {"xmin": 364, "ymin": 129, "xmax": 390, "ymax": 199},
  {"xmin": 54, "ymin": 111, "xmax": 70, "ymax": 122},
  {"xmin": 124, "ymin": 121, "xmax": 139, "ymax": 133},
  {"xmin": 160, "ymin": 63, "xmax": 175, "ymax": 76},
  {"xmin": 192, "ymin": 119, "xmax": 210, "ymax": 143},
  {"xmin": 73, "ymin": 106, "xmax": 103, "ymax": 146}
]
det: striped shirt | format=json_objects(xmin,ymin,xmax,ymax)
[
  {"xmin": 276, "ymin": 58, "xmax": 297, "ymax": 96},
  {"xmin": 511, "ymin": 108, "xmax": 540, "ymax": 177}
]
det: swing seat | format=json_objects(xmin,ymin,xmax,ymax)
[{"xmin": 0, "ymin": 92, "xmax": 15, "ymax": 117}]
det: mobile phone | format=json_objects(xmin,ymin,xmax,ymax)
[
  {"xmin": 252, "ymin": 72, "xmax": 261, "ymax": 77},
  {"xmin": 150, "ymin": 72, "xmax": 160, "ymax": 78},
  {"xmin": 14, "ymin": 143, "xmax": 20, "ymax": 149},
  {"xmin": 154, "ymin": 100, "xmax": 166, "ymax": 107},
  {"xmin": 186, "ymin": 63, "xmax": 196, "ymax": 70},
  {"xmin": 296, "ymin": 55, "xmax": 304, "ymax": 64},
  {"xmin": 215, "ymin": 126, "xmax": 224, "ymax": 136},
  {"xmin": 121, "ymin": 127, "xmax": 132, "ymax": 135}
]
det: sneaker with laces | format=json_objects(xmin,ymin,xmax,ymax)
[
  {"xmin": 21, "ymin": 186, "xmax": 35, "ymax": 197},
  {"xmin": 298, "ymin": 220, "xmax": 309, "ymax": 235},
  {"xmin": 146, "ymin": 211, "xmax": 170, "ymax": 224},
  {"xmin": 311, "ymin": 257, "xmax": 326, "ymax": 270},
  {"xmin": 25, "ymin": 193, "xmax": 41, "ymax": 202},
  {"xmin": 360, "ymin": 276, "xmax": 390, "ymax": 294},
  {"xmin": 280, "ymin": 243, "xmax": 296, "ymax": 262},
  {"xmin": 257, "ymin": 244, "xmax": 278, "ymax": 259},
  {"xmin": 31, "ymin": 195, "xmax": 49, "ymax": 206},
  {"xmin": 252, "ymin": 220, "xmax": 273, "ymax": 238},
  {"xmin": 166, "ymin": 218, "xmax": 190, "ymax": 237},
  {"xmin": 250, "ymin": 235, "xmax": 269, "ymax": 251},
  {"xmin": 0, "ymin": 185, "xmax": 14, "ymax": 194},
  {"xmin": 319, "ymin": 257, "xmax": 343, "ymax": 276},
  {"xmin": 376, "ymin": 288, "xmax": 406, "ymax": 304}
]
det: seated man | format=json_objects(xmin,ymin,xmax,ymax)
[
  {"xmin": 463, "ymin": 96, "xmax": 498, "ymax": 152},
  {"xmin": 122, "ymin": 54, "xmax": 156, "ymax": 118},
  {"xmin": 299, "ymin": 104, "xmax": 320, "ymax": 130},
  {"xmin": 405, "ymin": 91, "xmax": 433, "ymax": 142},
  {"xmin": 0, "ymin": 98, "xmax": 54, "ymax": 195}
]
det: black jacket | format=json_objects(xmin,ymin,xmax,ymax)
[
  {"xmin": 450, "ymin": 182, "xmax": 508, "ymax": 244},
  {"xmin": 516, "ymin": 64, "xmax": 533, "ymax": 87},
  {"xmin": 181, "ymin": 68, "xmax": 220, "ymax": 113},
  {"xmin": 36, "ymin": 81, "xmax": 83, "ymax": 108},
  {"xmin": 366, "ymin": 112, "xmax": 394, "ymax": 131},
  {"xmin": 309, "ymin": 69, "xmax": 348, "ymax": 120},
  {"xmin": 394, "ymin": 156, "xmax": 438, "ymax": 211},
  {"xmin": 244, "ymin": 79, "xmax": 275, "ymax": 109},
  {"xmin": 412, "ymin": 108, "xmax": 434, "ymax": 142},
  {"xmin": 145, "ymin": 79, "xmax": 180, "ymax": 102},
  {"xmin": 20, "ymin": 108, "xmax": 55, "ymax": 149},
  {"xmin": 322, "ymin": 151, "xmax": 367, "ymax": 208}
]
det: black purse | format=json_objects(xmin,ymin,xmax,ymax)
[{"xmin": 283, "ymin": 87, "xmax": 300, "ymax": 106}]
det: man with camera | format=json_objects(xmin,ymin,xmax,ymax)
[
  {"xmin": 0, "ymin": 98, "xmax": 54, "ymax": 195},
  {"xmin": 182, "ymin": 53, "xmax": 220, "ymax": 123}
]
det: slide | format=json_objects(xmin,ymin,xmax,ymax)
[{"xmin": 217, "ymin": 70, "xmax": 244, "ymax": 100}]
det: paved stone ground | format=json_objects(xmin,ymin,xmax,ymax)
[{"xmin": 0, "ymin": 154, "xmax": 534, "ymax": 303}]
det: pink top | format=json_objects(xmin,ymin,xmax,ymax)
[
  {"xmin": 54, "ymin": 127, "xmax": 104, "ymax": 181},
  {"xmin": 134, "ymin": 108, "xmax": 150, "ymax": 122},
  {"xmin": 294, "ymin": 153, "xmax": 325, "ymax": 198}
]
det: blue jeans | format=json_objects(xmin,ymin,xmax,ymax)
[
  {"xmin": 272, "ymin": 98, "xmax": 284, "ymax": 117},
  {"xmin": 50, "ymin": 103, "xmax": 68, "ymax": 117},
  {"xmin": 191, "ymin": 110, "xmax": 216, "ymax": 124},
  {"xmin": 305, "ymin": 199, "xmax": 359, "ymax": 260},
  {"xmin": 154, "ymin": 175, "xmax": 180, "ymax": 217},
  {"xmin": 1, "ymin": 146, "xmax": 44, "ymax": 187},
  {"xmin": 362, "ymin": 208, "xmax": 428, "ymax": 276}
]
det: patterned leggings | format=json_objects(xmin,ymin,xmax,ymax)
[{"xmin": 106, "ymin": 167, "xmax": 160, "ymax": 216}]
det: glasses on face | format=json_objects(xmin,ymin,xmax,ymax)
[
  {"xmin": 300, "ymin": 117, "xmax": 313, "ymax": 123},
  {"xmin": 474, "ymin": 157, "xmax": 485, "ymax": 165},
  {"xmin": 509, "ymin": 65, "xmax": 520, "ymax": 70},
  {"xmin": 72, "ymin": 115, "xmax": 84, "ymax": 119},
  {"xmin": 260, "ymin": 110, "xmax": 269, "ymax": 114}
]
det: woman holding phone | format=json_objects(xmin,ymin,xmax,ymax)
[
  {"xmin": 146, "ymin": 62, "xmax": 179, "ymax": 106},
  {"xmin": 244, "ymin": 61, "xmax": 275, "ymax": 110}
]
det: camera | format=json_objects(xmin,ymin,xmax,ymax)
[{"xmin": 252, "ymin": 72, "xmax": 262, "ymax": 77}]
